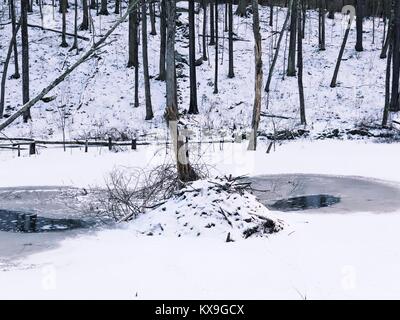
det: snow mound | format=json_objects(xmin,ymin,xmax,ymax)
[{"xmin": 130, "ymin": 177, "xmax": 284, "ymax": 241}]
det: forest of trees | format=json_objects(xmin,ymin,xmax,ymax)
[{"xmin": 0, "ymin": 0, "xmax": 400, "ymax": 180}]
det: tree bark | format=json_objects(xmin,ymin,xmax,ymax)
[
  {"xmin": 149, "ymin": 1, "xmax": 157, "ymax": 35},
  {"xmin": 355, "ymin": 0, "xmax": 365, "ymax": 52},
  {"xmin": 99, "ymin": 0, "xmax": 109, "ymax": 15},
  {"xmin": 287, "ymin": 0, "xmax": 297, "ymax": 76},
  {"xmin": 10, "ymin": 0, "xmax": 20, "ymax": 79},
  {"xmin": 21, "ymin": 0, "xmax": 31, "ymax": 122},
  {"xmin": 235, "ymin": 0, "xmax": 247, "ymax": 17},
  {"xmin": 248, "ymin": 0, "xmax": 263, "ymax": 151},
  {"xmin": 390, "ymin": 0, "xmax": 400, "ymax": 112},
  {"xmin": 80, "ymin": 0, "xmax": 89, "ymax": 30},
  {"xmin": 202, "ymin": 0, "xmax": 208, "ymax": 61},
  {"xmin": 209, "ymin": 0, "xmax": 215, "ymax": 45},
  {"xmin": 330, "ymin": 10, "xmax": 353, "ymax": 88},
  {"xmin": 318, "ymin": 0, "xmax": 326, "ymax": 51},
  {"xmin": 188, "ymin": 0, "xmax": 199, "ymax": 114},
  {"xmin": 214, "ymin": 0, "xmax": 219, "ymax": 94},
  {"xmin": 228, "ymin": 0, "xmax": 234, "ymax": 78},
  {"xmin": 297, "ymin": 0, "xmax": 306, "ymax": 125},
  {"xmin": 60, "ymin": 0, "xmax": 69, "ymax": 47},
  {"xmin": 142, "ymin": 0, "xmax": 154, "ymax": 120},
  {"xmin": 158, "ymin": 0, "xmax": 167, "ymax": 80}
]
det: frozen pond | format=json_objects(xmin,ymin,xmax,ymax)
[
  {"xmin": 1, "ymin": 174, "xmax": 400, "ymax": 260},
  {"xmin": 250, "ymin": 174, "xmax": 400, "ymax": 213},
  {"xmin": 0, "ymin": 186, "xmax": 105, "ymax": 259}
]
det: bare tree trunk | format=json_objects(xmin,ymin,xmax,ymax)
[
  {"xmin": 21, "ymin": 0, "xmax": 31, "ymax": 122},
  {"xmin": 127, "ymin": 0, "xmax": 136, "ymax": 67},
  {"xmin": 390, "ymin": 0, "xmax": 400, "ymax": 112},
  {"xmin": 0, "ymin": 23, "xmax": 21, "ymax": 118},
  {"xmin": 165, "ymin": 0, "xmax": 197, "ymax": 183},
  {"xmin": 142, "ymin": 0, "xmax": 153, "ymax": 120},
  {"xmin": 158, "ymin": 0, "xmax": 167, "ymax": 80},
  {"xmin": 355, "ymin": 0, "xmax": 365, "ymax": 52},
  {"xmin": 10, "ymin": 0, "xmax": 20, "ymax": 79},
  {"xmin": 188, "ymin": 0, "xmax": 199, "ymax": 114},
  {"xmin": 235, "ymin": 0, "xmax": 247, "ymax": 17},
  {"xmin": 265, "ymin": 0, "xmax": 292, "ymax": 92},
  {"xmin": 134, "ymin": 6, "xmax": 139, "ymax": 108},
  {"xmin": 228, "ymin": 0, "xmax": 234, "ymax": 78},
  {"xmin": 383, "ymin": 40, "xmax": 393, "ymax": 126},
  {"xmin": 202, "ymin": 0, "xmax": 208, "ymax": 61},
  {"xmin": 99, "ymin": 0, "xmax": 109, "ymax": 15},
  {"xmin": 269, "ymin": 2, "xmax": 273, "ymax": 27},
  {"xmin": 287, "ymin": 0, "xmax": 297, "ymax": 76},
  {"xmin": 70, "ymin": 0, "xmax": 79, "ymax": 52},
  {"xmin": 149, "ymin": 1, "xmax": 157, "ymax": 35},
  {"xmin": 297, "ymin": 0, "xmax": 306, "ymax": 125},
  {"xmin": 115, "ymin": 0, "xmax": 120, "ymax": 14},
  {"xmin": 60, "ymin": 0, "xmax": 69, "ymax": 47},
  {"xmin": 80, "ymin": 0, "xmax": 89, "ymax": 30},
  {"xmin": 318, "ymin": 0, "xmax": 325, "ymax": 51},
  {"xmin": 213, "ymin": 0, "xmax": 219, "ymax": 94},
  {"xmin": 248, "ymin": 0, "xmax": 263, "ymax": 151},
  {"xmin": 209, "ymin": 0, "xmax": 215, "ymax": 45},
  {"xmin": 330, "ymin": 10, "xmax": 352, "ymax": 88}
]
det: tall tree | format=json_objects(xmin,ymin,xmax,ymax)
[
  {"xmin": 202, "ymin": 0, "xmax": 208, "ymax": 61},
  {"xmin": 228, "ymin": 0, "xmax": 234, "ymax": 78},
  {"xmin": 235, "ymin": 0, "xmax": 247, "ymax": 17},
  {"xmin": 248, "ymin": 0, "xmax": 263, "ymax": 151},
  {"xmin": 142, "ymin": 0, "xmax": 153, "ymax": 120},
  {"xmin": 209, "ymin": 0, "xmax": 215, "ymax": 45},
  {"xmin": 10, "ymin": 0, "xmax": 20, "ymax": 79},
  {"xmin": 70, "ymin": 0, "xmax": 79, "ymax": 52},
  {"xmin": 287, "ymin": 0, "xmax": 297, "ymax": 76},
  {"xmin": 21, "ymin": 0, "xmax": 31, "ymax": 122},
  {"xmin": 99, "ymin": 0, "xmax": 109, "ymax": 15},
  {"xmin": 60, "ymin": 0, "xmax": 69, "ymax": 47},
  {"xmin": 214, "ymin": 0, "xmax": 219, "ymax": 94},
  {"xmin": 127, "ymin": 0, "xmax": 136, "ymax": 68},
  {"xmin": 158, "ymin": 0, "xmax": 167, "ymax": 80},
  {"xmin": 188, "ymin": 0, "xmax": 198, "ymax": 114},
  {"xmin": 355, "ymin": 0, "xmax": 366, "ymax": 52},
  {"xmin": 149, "ymin": 1, "xmax": 157, "ymax": 35},
  {"xmin": 297, "ymin": 0, "xmax": 306, "ymax": 125},
  {"xmin": 80, "ymin": 0, "xmax": 89, "ymax": 30},
  {"xmin": 115, "ymin": 0, "xmax": 120, "ymax": 14},
  {"xmin": 390, "ymin": 0, "xmax": 400, "ymax": 112},
  {"xmin": 133, "ymin": 5, "xmax": 139, "ymax": 108},
  {"xmin": 318, "ymin": 0, "xmax": 326, "ymax": 51}
]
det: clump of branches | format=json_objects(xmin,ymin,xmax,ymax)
[{"xmin": 87, "ymin": 162, "xmax": 208, "ymax": 222}]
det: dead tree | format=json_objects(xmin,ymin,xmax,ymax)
[
  {"xmin": 165, "ymin": 0, "xmax": 197, "ymax": 183},
  {"xmin": 330, "ymin": 9, "xmax": 353, "ymax": 88},
  {"xmin": 248, "ymin": 0, "xmax": 263, "ymax": 151}
]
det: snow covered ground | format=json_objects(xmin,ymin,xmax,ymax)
[
  {"xmin": 1, "ymin": 139, "xmax": 400, "ymax": 299},
  {"xmin": 1, "ymin": 3, "xmax": 399, "ymax": 141}
]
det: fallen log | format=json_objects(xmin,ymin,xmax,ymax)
[{"xmin": 20, "ymin": 23, "xmax": 90, "ymax": 41}]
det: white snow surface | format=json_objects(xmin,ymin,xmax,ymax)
[{"xmin": 1, "ymin": 139, "xmax": 400, "ymax": 299}]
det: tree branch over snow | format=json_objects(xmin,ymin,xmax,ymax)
[{"xmin": 0, "ymin": 0, "xmax": 140, "ymax": 132}]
